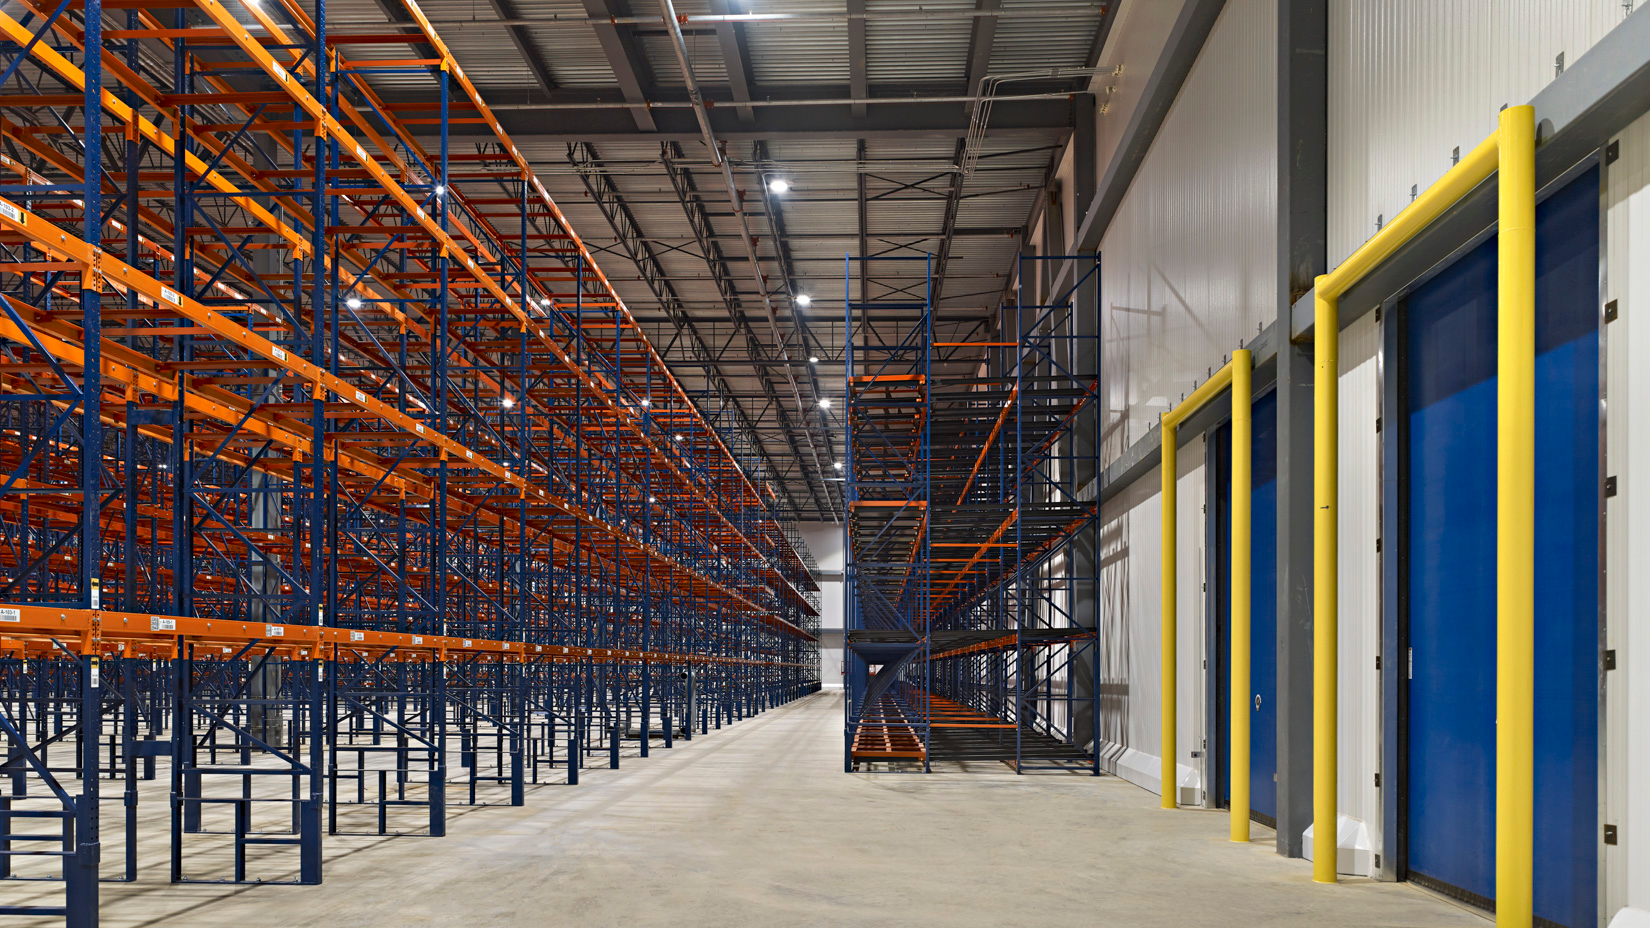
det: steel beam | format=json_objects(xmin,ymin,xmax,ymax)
[
  {"xmin": 708, "ymin": 0, "xmax": 756, "ymax": 123},
  {"xmin": 583, "ymin": 0, "xmax": 659, "ymax": 131},
  {"xmin": 661, "ymin": 141, "xmax": 831, "ymax": 516},
  {"xmin": 566, "ymin": 141, "xmax": 800, "ymax": 514}
]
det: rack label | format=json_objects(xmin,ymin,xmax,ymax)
[
  {"xmin": 272, "ymin": 346, "xmax": 287, "ymax": 361},
  {"xmin": 0, "ymin": 607, "xmax": 19, "ymax": 623},
  {"xmin": 266, "ymin": 624, "xmax": 284, "ymax": 637},
  {"xmin": 150, "ymin": 616, "xmax": 175, "ymax": 631},
  {"xmin": 350, "ymin": 631, "xmax": 365, "ymax": 642},
  {"xmin": 462, "ymin": 639, "xmax": 472, "ymax": 647},
  {"xmin": 0, "ymin": 201, "xmax": 22, "ymax": 224},
  {"xmin": 354, "ymin": 390, "xmax": 367, "ymax": 403},
  {"xmin": 160, "ymin": 286, "xmax": 181, "ymax": 305},
  {"xmin": 412, "ymin": 635, "xmax": 423, "ymax": 644}
]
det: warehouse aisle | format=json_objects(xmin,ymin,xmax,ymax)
[{"xmin": 63, "ymin": 692, "xmax": 1484, "ymax": 928}]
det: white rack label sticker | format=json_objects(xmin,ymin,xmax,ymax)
[
  {"xmin": 350, "ymin": 631, "xmax": 365, "ymax": 642},
  {"xmin": 266, "ymin": 624, "xmax": 284, "ymax": 637},
  {"xmin": 272, "ymin": 346, "xmax": 287, "ymax": 361},
  {"xmin": 463, "ymin": 639, "xmax": 472, "ymax": 647},
  {"xmin": 412, "ymin": 635, "xmax": 423, "ymax": 644},
  {"xmin": 150, "ymin": 616, "xmax": 175, "ymax": 631},
  {"xmin": 272, "ymin": 62, "xmax": 288, "ymax": 83},
  {"xmin": 356, "ymin": 145, "xmax": 368, "ymax": 163},
  {"xmin": 0, "ymin": 201, "xmax": 21, "ymax": 223},
  {"xmin": 354, "ymin": 390, "xmax": 367, "ymax": 403},
  {"xmin": 161, "ymin": 287, "xmax": 181, "ymax": 305},
  {"xmin": 0, "ymin": 607, "xmax": 19, "ymax": 623},
  {"xmin": 415, "ymin": 423, "xmax": 425, "ymax": 434}
]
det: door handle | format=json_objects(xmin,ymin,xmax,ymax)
[{"xmin": 1254, "ymin": 694, "xmax": 1262, "ymax": 711}]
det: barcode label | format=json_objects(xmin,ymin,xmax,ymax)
[
  {"xmin": 350, "ymin": 631, "xmax": 365, "ymax": 641},
  {"xmin": 463, "ymin": 639, "xmax": 472, "ymax": 647},
  {"xmin": 150, "ymin": 616, "xmax": 175, "ymax": 631},
  {"xmin": 0, "ymin": 607, "xmax": 20, "ymax": 623},
  {"xmin": 0, "ymin": 201, "xmax": 22, "ymax": 223},
  {"xmin": 355, "ymin": 390, "xmax": 367, "ymax": 403},
  {"xmin": 161, "ymin": 287, "xmax": 181, "ymax": 305},
  {"xmin": 272, "ymin": 346, "xmax": 287, "ymax": 361},
  {"xmin": 266, "ymin": 624, "xmax": 284, "ymax": 637},
  {"xmin": 412, "ymin": 635, "xmax": 423, "ymax": 644}
]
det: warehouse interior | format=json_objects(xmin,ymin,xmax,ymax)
[{"xmin": 2, "ymin": 1, "xmax": 1649, "ymax": 927}]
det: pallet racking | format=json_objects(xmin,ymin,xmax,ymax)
[
  {"xmin": 0, "ymin": 0, "xmax": 819, "ymax": 922},
  {"xmin": 843, "ymin": 252, "xmax": 1099, "ymax": 774}
]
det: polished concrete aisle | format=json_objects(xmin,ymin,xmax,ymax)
[{"xmin": 76, "ymin": 691, "xmax": 1485, "ymax": 928}]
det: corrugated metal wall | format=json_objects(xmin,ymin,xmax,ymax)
[
  {"xmin": 1097, "ymin": 0, "xmax": 1277, "ymax": 467},
  {"xmin": 1604, "ymin": 107, "xmax": 1650, "ymax": 919},
  {"xmin": 1327, "ymin": 0, "xmax": 1632, "ymax": 269}
]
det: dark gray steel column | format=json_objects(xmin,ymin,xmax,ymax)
[
  {"xmin": 1070, "ymin": 94, "xmax": 1099, "ymax": 750},
  {"xmin": 1273, "ymin": 0, "xmax": 1326, "ymax": 859}
]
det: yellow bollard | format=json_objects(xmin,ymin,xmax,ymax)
[
  {"xmin": 1230, "ymin": 350, "xmax": 1252, "ymax": 842},
  {"xmin": 1313, "ymin": 280, "xmax": 1339, "ymax": 884},
  {"xmin": 1494, "ymin": 103, "xmax": 1536, "ymax": 928}
]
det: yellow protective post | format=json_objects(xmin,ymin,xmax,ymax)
[
  {"xmin": 1303, "ymin": 117, "xmax": 1510, "ymax": 895},
  {"xmin": 1230, "ymin": 350, "xmax": 1252, "ymax": 842},
  {"xmin": 1158, "ymin": 362, "xmax": 1238, "ymax": 812},
  {"xmin": 1495, "ymin": 103, "xmax": 1536, "ymax": 928},
  {"xmin": 1313, "ymin": 280, "xmax": 1339, "ymax": 884},
  {"xmin": 1160, "ymin": 416, "xmax": 1178, "ymax": 809}
]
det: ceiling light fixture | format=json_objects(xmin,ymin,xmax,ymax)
[
  {"xmin": 795, "ymin": 294, "xmax": 812, "ymax": 307},
  {"xmin": 767, "ymin": 178, "xmax": 790, "ymax": 194}
]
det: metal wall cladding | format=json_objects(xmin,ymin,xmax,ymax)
[
  {"xmin": 1097, "ymin": 0, "xmax": 1277, "ymax": 468},
  {"xmin": 1096, "ymin": 437, "xmax": 1206, "ymax": 798},
  {"xmin": 1604, "ymin": 106, "xmax": 1650, "ymax": 916},
  {"xmin": 1336, "ymin": 309, "xmax": 1380, "ymax": 872},
  {"xmin": 1327, "ymin": 0, "xmax": 1630, "ymax": 269}
]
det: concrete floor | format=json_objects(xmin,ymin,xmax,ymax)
[{"xmin": 17, "ymin": 691, "xmax": 1489, "ymax": 927}]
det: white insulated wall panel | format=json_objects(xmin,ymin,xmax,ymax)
[
  {"xmin": 1097, "ymin": 0, "xmax": 1277, "ymax": 467},
  {"xmin": 1086, "ymin": 0, "xmax": 1186, "ymax": 208},
  {"xmin": 1336, "ymin": 310, "xmax": 1382, "ymax": 873},
  {"xmin": 1604, "ymin": 107, "xmax": 1650, "ymax": 920},
  {"xmin": 800, "ymin": 522, "xmax": 847, "ymax": 688},
  {"xmin": 1327, "ymin": 0, "xmax": 1632, "ymax": 269},
  {"xmin": 1097, "ymin": 437, "xmax": 1206, "ymax": 800}
]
